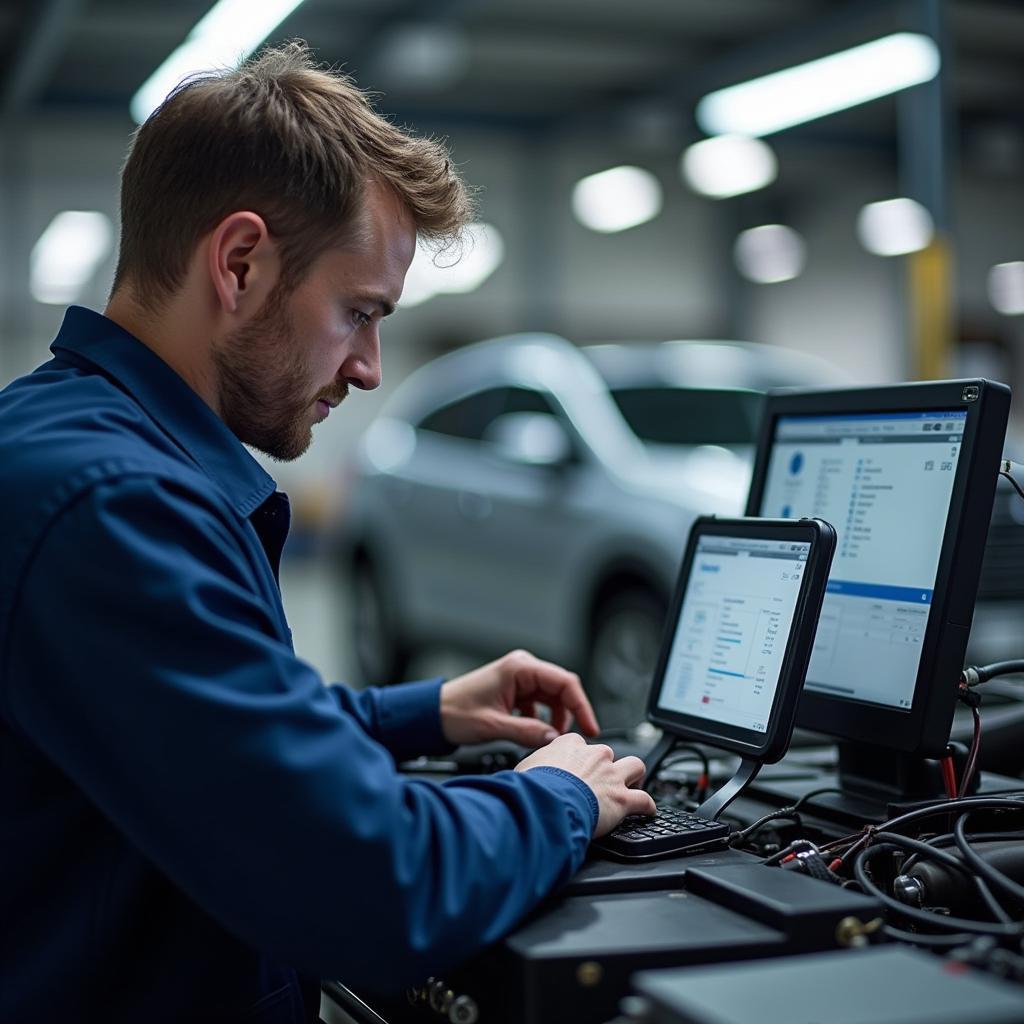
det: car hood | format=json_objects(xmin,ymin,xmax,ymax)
[{"xmin": 616, "ymin": 444, "xmax": 753, "ymax": 515}]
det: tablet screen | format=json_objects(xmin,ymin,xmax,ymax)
[{"xmin": 654, "ymin": 534, "xmax": 811, "ymax": 733}]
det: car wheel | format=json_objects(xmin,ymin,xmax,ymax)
[
  {"xmin": 350, "ymin": 556, "xmax": 412, "ymax": 685},
  {"xmin": 586, "ymin": 588, "xmax": 667, "ymax": 731}
]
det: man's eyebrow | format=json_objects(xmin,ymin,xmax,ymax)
[{"xmin": 357, "ymin": 295, "xmax": 396, "ymax": 318}]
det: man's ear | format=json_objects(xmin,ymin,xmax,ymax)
[{"xmin": 207, "ymin": 211, "xmax": 280, "ymax": 315}]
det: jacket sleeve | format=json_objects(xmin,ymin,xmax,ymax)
[
  {"xmin": 4, "ymin": 474, "xmax": 597, "ymax": 992},
  {"xmin": 327, "ymin": 679, "xmax": 456, "ymax": 762}
]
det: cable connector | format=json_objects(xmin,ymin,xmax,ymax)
[{"xmin": 958, "ymin": 677, "xmax": 982, "ymax": 708}]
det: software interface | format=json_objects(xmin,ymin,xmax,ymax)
[
  {"xmin": 759, "ymin": 410, "xmax": 966, "ymax": 710},
  {"xmin": 657, "ymin": 535, "xmax": 811, "ymax": 733}
]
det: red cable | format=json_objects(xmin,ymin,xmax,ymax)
[{"xmin": 940, "ymin": 754, "xmax": 958, "ymax": 799}]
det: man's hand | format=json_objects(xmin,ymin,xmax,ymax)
[
  {"xmin": 440, "ymin": 649, "xmax": 600, "ymax": 748},
  {"xmin": 515, "ymin": 733, "xmax": 656, "ymax": 836}
]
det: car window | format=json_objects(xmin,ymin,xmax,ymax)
[
  {"xmin": 501, "ymin": 387, "xmax": 558, "ymax": 417},
  {"xmin": 417, "ymin": 388, "xmax": 509, "ymax": 440},
  {"xmin": 610, "ymin": 387, "xmax": 764, "ymax": 446},
  {"xmin": 417, "ymin": 387, "xmax": 559, "ymax": 440}
]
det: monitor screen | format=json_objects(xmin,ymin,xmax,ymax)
[
  {"xmin": 759, "ymin": 410, "xmax": 966, "ymax": 711},
  {"xmin": 656, "ymin": 534, "xmax": 811, "ymax": 733}
]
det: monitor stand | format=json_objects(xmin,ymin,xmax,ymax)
[
  {"xmin": 642, "ymin": 732, "xmax": 763, "ymax": 821},
  {"xmin": 745, "ymin": 740, "xmax": 1023, "ymax": 828}
]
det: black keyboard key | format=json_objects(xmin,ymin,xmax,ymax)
[{"xmin": 591, "ymin": 803, "xmax": 730, "ymax": 861}]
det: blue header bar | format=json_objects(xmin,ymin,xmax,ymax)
[
  {"xmin": 826, "ymin": 579, "xmax": 933, "ymax": 604},
  {"xmin": 782, "ymin": 411, "xmax": 966, "ymax": 423}
]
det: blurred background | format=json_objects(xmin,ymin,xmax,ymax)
[{"xmin": 1, "ymin": 0, "xmax": 1022, "ymax": 713}]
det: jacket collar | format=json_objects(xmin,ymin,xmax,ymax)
[{"xmin": 50, "ymin": 306, "xmax": 277, "ymax": 518}]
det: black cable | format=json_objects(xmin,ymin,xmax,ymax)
[
  {"xmin": 660, "ymin": 743, "xmax": 710, "ymax": 780},
  {"xmin": 792, "ymin": 786, "xmax": 845, "ymax": 811},
  {"xmin": 732, "ymin": 787, "xmax": 846, "ymax": 847},
  {"xmin": 974, "ymin": 660, "xmax": 1024, "ymax": 684},
  {"xmin": 730, "ymin": 810, "xmax": 801, "ymax": 846},
  {"xmin": 881, "ymin": 924, "xmax": 979, "ymax": 949},
  {"xmin": 903, "ymin": 829, "xmax": 1024, "ymax": 873},
  {"xmin": 658, "ymin": 743, "xmax": 710, "ymax": 802},
  {"xmin": 1000, "ymin": 467, "xmax": 1024, "ymax": 504},
  {"xmin": 953, "ymin": 813, "xmax": 1024, "ymax": 906},
  {"xmin": 853, "ymin": 843, "xmax": 1024, "ymax": 938},
  {"xmin": 871, "ymin": 830, "xmax": 1013, "ymax": 925},
  {"xmin": 875, "ymin": 796, "xmax": 1024, "ymax": 838}
]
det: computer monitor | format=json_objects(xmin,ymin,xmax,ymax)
[{"xmin": 744, "ymin": 379, "xmax": 1010, "ymax": 805}]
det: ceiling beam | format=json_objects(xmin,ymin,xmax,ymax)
[{"xmin": 2, "ymin": 0, "xmax": 85, "ymax": 114}]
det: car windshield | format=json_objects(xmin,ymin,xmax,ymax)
[{"xmin": 609, "ymin": 387, "xmax": 764, "ymax": 446}]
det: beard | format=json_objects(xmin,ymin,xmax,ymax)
[{"xmin": 212, "ymin": 287, "xmax": 347, "ymax": 462}]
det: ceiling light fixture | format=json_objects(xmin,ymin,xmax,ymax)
[
  {"xmin": 697, "ymin": 32, "xmax": 941, "ymax": 138},
  {"xmin": 31, "ymin": 211, "xmax": 113, "ymax": 305},
  {"xmin": 130, "ymin": 0, "xmax": 308, "ymax": 124},
  {"xmin": 571, "ymin": 166, "xmax": 663, "ymax": 233},
  {"xmin": 734, "ymin": 224, "xmax": 806, "ymax": 283},
  {"xmin": 856, "ymin": 197, "xmax": 934, "ymax": 257},
  {"xmin": 681, "ymin": 135, "xmax": 777, "ymax": 199},
  {"xmin": 988, "ymin": 262, "xmax": 1024, "ymax": 316}
]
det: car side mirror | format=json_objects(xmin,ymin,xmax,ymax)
[{"xmin": 484, "ymin": 413, "xmax": 573, "ymax": 468}]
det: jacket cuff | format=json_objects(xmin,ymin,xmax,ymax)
[
  {"xmin": 523, "ymin": 766, "xmax": 599, "ymax": 835},
  {"xmin": 375, "ymin": 678, "xmax": 453, "ymax": 761}
]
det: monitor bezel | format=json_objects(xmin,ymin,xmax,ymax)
[
  {"xmin": 646, "ymin": 516, "xmax": 835, "ymax": 763},
  {"xmin": 744, "ymin": 379, "xmax": 1010, "ymax": 758}
]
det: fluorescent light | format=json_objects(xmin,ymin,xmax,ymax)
[
  {"xmin": 571, "ymin": 166, "xmax": 662, "ymax": 233},
  {"xmin": 856, "ymin": 197, "xmax": 933, "ymax": 257},
  {"xmin": 400, "ymin": 223, "xmax": 505, "ymax": 308},
  {"xmin": 734, "ymin": 224, "xmax": 806, "ymax": 284},
  {"xmin": 31, "ymin": 211, "xmax": 113, "ymax": 305},
  {"xmin": 988, "ymin": 262, "xmax": 1024, "ymax": 316},
  {"xmin": 130, "ymin": 0, "xmax": 307, "ymax": 124},
  {"xmin": 681, "ymin": 135, "xmax": 777, "ymax": 199},
  {"xmin": 697, "ymin": 32, "xmax": 941, "ymax": 137}
]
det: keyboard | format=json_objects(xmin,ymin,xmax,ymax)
[{"xmin": 591, "ymin": 804, "xmax": 730, "ymax": 861}]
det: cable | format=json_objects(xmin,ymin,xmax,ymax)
[
  {"xmin": 872, "ymin": 830, "xmax": 1012, "ymax": 925},
  {"xmin": 881, "ymin": 924, "xmax": 979, "ymax": 949},
  {"xmin": 660, "ymin": 744, "xmax": 710, "ymax": 780},
  {"xmin": 959, "ymin": 705, "xmax": 983, "ymax": 797},
  {"xmin": 730, "ymin": 810, "xmax": 801, "ymax": 846},
  {"xmin": 941, "ymin": 754, "xmax": 958, "ymax": 799},
  {"xmin": 853, "ymin": 843, "xmax": 1024, "ymax": 938},
  {"xmin": 731, "ymin": 787, "xmax": 845, "ymax": 848},
  {"xmin": 657, "ymin": 743, "xmax": 710, "ymax": 802},
  {"xmin": 875, "ymin": 795, "xmax": 1024, "ymax": 838},
  {"xmin": 953, "ymin": 812, "xmax": 1024, "ymax": 907},
  {"xmin": 1000, "ymin": 461, "xmax": 1024, "ymax": 503},
  {"xmin": 792, "ymin": 786, "xmax": 845, "ymax": 812},
  {"xmin": 808, "ymin": 797, "xmax": 1024, "ymax": 873},
  {"xmin": 963, "ymin": 660, "xmax": 1024, "ymax": 687}
]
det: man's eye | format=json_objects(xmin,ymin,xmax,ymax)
[{"xmin": 352, "ymin": 310, "xmax": 372, "ymax": 329}]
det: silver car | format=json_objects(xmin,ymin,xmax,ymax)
[{"xmin": 341, "ymin": 333, "xmax": 847, "ymax": 727}]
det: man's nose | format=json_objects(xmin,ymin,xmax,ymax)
[{"xmin": 345, "ymin": 326, "xmax": 382, "ymax": 391}]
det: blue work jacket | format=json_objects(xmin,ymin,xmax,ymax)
[{"xmin": 0, "ymin": 307, "xmax": 598, "ymax": 1023}]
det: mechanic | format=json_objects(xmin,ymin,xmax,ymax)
[{"xmin": 0, "ymin": 42, "xmax": 655, "ymax": 1024}]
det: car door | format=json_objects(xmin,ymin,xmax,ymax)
[{"xmin": 435, "ymin": 386, "xmax": 595, "ymax": 655}]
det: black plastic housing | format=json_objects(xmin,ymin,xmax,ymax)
[
  {"xmin": 745, "ymin": 379, "xmax": 1011, "ymax": 758},
  {"xmin": 646, "ymin": 516, "xmax": 836, "ymax": 764}
]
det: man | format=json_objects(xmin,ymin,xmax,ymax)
[{"xmin": 0, "ymin": 42, "xmax": 655, "ymax": 1023}]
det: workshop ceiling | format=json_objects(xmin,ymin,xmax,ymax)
[{"xmin": 1, "ymin": 0, "xmax": 1023, "ymax": 158}]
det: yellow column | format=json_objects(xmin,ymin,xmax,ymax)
[{"xmin": 906, "ymin": 235, "xmax": 954, "ymax": 381}]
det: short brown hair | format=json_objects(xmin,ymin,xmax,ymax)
[{"xmin": 112, "ymin": 41, "xmax": 472, "ymax": 305}]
